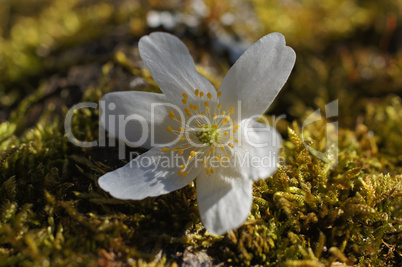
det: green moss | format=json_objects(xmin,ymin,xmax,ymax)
[{"xmin": 1, "ymin": 0, "xmax": 401, "ymax": 266}]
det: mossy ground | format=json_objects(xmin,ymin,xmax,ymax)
[{"xmin": 0, "ymin": 0, "xmax": 401, "ymax": 266}]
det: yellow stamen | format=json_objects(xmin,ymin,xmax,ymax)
[
  {"xmin": 183, "ymin": 172, "xmax": 189, "ymax": 177},
  {"xmin": 230, "ymin": 107, "xmax": 235, "ymax": 114},
  {"xmin": 204, "ymin": 101, "xmax": 209, "ymax": 107},
  {"xmin": 167, "ymin": 126, "xmax": 173, "ymax": 132},
  {"xmin": 200, "ymin": 92, "xmax": 204, "ymax": 98},
  {"xmin": 182, "ymin": 98, "xmax": 187, "ymax": 105},
  {"xmin": 178, "ymin": 150, "xmax": 184, "ymax": 155},
  {"xmin": 182, "ymin": 93, "xmax": 188, "ymax": 99},
  {"xmin": 217, "ymin": 91, "xmax": 222, "ymax": 97},
  {"xmin": 177, "ymin": 170, "xmax": 182, "ymax": 176},
  {"xmin": 195, "ymin": 89, "xmax": 199, "ymax": 96},
  {"xmin": 218, "ymin": 104, "xmax": 222, "ymax": 109},
  {"xmin": 162, "ymin": 148, "xmax": 169, "ymax": 152},
  {"xmin": 207, "ymin": 92, "xmax": 212, "ymax": 99}
]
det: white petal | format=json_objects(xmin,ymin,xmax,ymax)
[
  {"xmin": 100, "ymin": 91, "xmax": 180, "ymax": 149},
  {"xmin": 138, "ymin": 32, "xmax": 216, "ymax": 106},
  {"xmin": 98, "ymin": 147, "xmax": 200, "ymax": 200},
  {"xmin": 196, "ymin": 172, "xmax": 253, "ymax": 235},
  {"xmin": 219, "ymin": 33, "xmax": 296, "ymax": 119},
  {"xmin": 234, "ymin": 119, "xmax": 282, "ymax": 181}
]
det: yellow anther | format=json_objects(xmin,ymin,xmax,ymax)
[
  {"xmin": 178, "ymin": 127, "xmax": 184, "ymax": 131},
  {"xmin": 200, "ymin": 92, "xmax": 204, "ymax": 98},
  {"xmin": 204, "ymin": 101, "xmax": 209, "ymax": 107},
  {"xmin": 220, "ymin": 146, "xmax": 224, "ymax": 150},
  {"xmin": 169, "ymin": 112, "xmax": 175, "ymax": 120},
  {"xmin": 229, "ymin": 107, "xmax": 235, "ymax": 114},
  {"xmin": 206, "ymin": 168, "xmax": 211, "ymax": 175},
  {"xmin": 218, "ymin": 104, "xmax": 222, "ymax": 109},
  {"xmin": 167, "ymin": 126, "xmax": 173, "ymax": 132},
  {"xmin": 182, "ymin": 98, "xmax": 187, "ymax": 105},
  {"xmin": 235, "ymin": 139, "xmax": 239, "ymax": 143},
  {"xmin": 210, "ymin": 147, "xmax": 214, "ymax": 152},
  {"xmin": 190, "ymin": 151, "xmax": 197, "ymax": 157},
  {"xmin": 224, "ymin": 132, "xmax": 228, "ymax": 135},
  {"xmin": 211, "ymin": 168, "xmax": 215, "ymax": 174},
  {"xmin": 228, "ymin": 143, "xmax": 234, "ymax": 148},
  {"xmin": 178, "ymin": 150, "xmax": 184, "ymax": 155},
  {"xmin": 222, "ymin": 111, "xmax": 226, "ymax": 115},
  {"xmin": 222, "ymin": 119, "xmax": 228, "ymax": 124},
  {"xmin": 229, "ymin": 136, "xmax": 233, "ymax": 140},
  {"xmin": 195, "ymin": 89, "xmax": 199, "ymax": 96},
  {"xmin": 183, "ymin": 93, "xmax": 188, "ymax": 99},
  {"xmin": 217, "ymin": 91, "xmax": 222, "ymax": 97},
  {"xmin": 180, "ymin": 137, "xmax": 186, "ymax": 141},
  {"xmin": 180, "ymin": 164, "xmax": 186, "ymax": 169},
  {"xmin": 183, "ymin": 172, "xmax": 189, "ymax": 177},
  {"xmin": 213, "ymin": 113, "xmax": 217, "ymax": 119},
  {"xmin": 178, "ymin": 118, "xmax": 183, "ymax": 122},
  {"xmin": 213, "ymin": 125, "xmax": 218, "ymax": 129},
  {"xmin": 207, "ymin": 92, "xmax": 212, "ymax": 99},
  {"xmin": 235, "ymin": 125, "xmax": 240, "ymax": 130},
  {"xmin": 162, "ymin": 148, "xmax": 169, "ymax": 152},
  {"xmin": 199, "ymin": 112, "xmax": 205, "ymax": 115},
  {"xmin": 177, "ymin": 170, "xmax": 182, "ymax": 176}
]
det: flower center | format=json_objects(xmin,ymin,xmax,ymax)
[
  {"xmin": 196, "ymin": 124, "xmax": 219, "ymax": 145},
  {"xmin": 162, "ymin": 88, "xmax": 241, "ymax": 177}
]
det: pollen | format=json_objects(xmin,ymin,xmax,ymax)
[
  {"xmin": 167, "ymin": 126, "xmax": 173, "ymax": 132},
  {"xmin": 182, "ymin": 93, "xmax": 188, "ymax": 99},
  {"xmin": 182, "ymin": 98, "xmax": 187, "ymax": 105},
  {"xmin": 217, "ymin": 91, "xmax": 222, "ymax": 97},
  {"xmin": 207, "ymin": 92, "xmax": 212, "ymax": 99},
  {"xmin": 162, "ymin": 148, "xmax": 169, "ymax": 152},
  {"xmin": 195, "ymin": 89, "xmax": 199, "ymax": 96}
]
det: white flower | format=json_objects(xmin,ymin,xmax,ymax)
[{"xmin": 98, "ymin": 32, "xmax": 295, "ymax": 235}]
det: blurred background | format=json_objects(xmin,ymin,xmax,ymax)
[
  {"xmin": 0, "ymin": 0, "xmax": 401, "ymax": 154},
  {"xmin": 0, "ymin": 0, "xmax": 401, "ymax": 265}
]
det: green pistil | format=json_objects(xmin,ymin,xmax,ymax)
[{"xmin": 196, "ymin": 124, "xmax": 219, "ymax": 145}]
